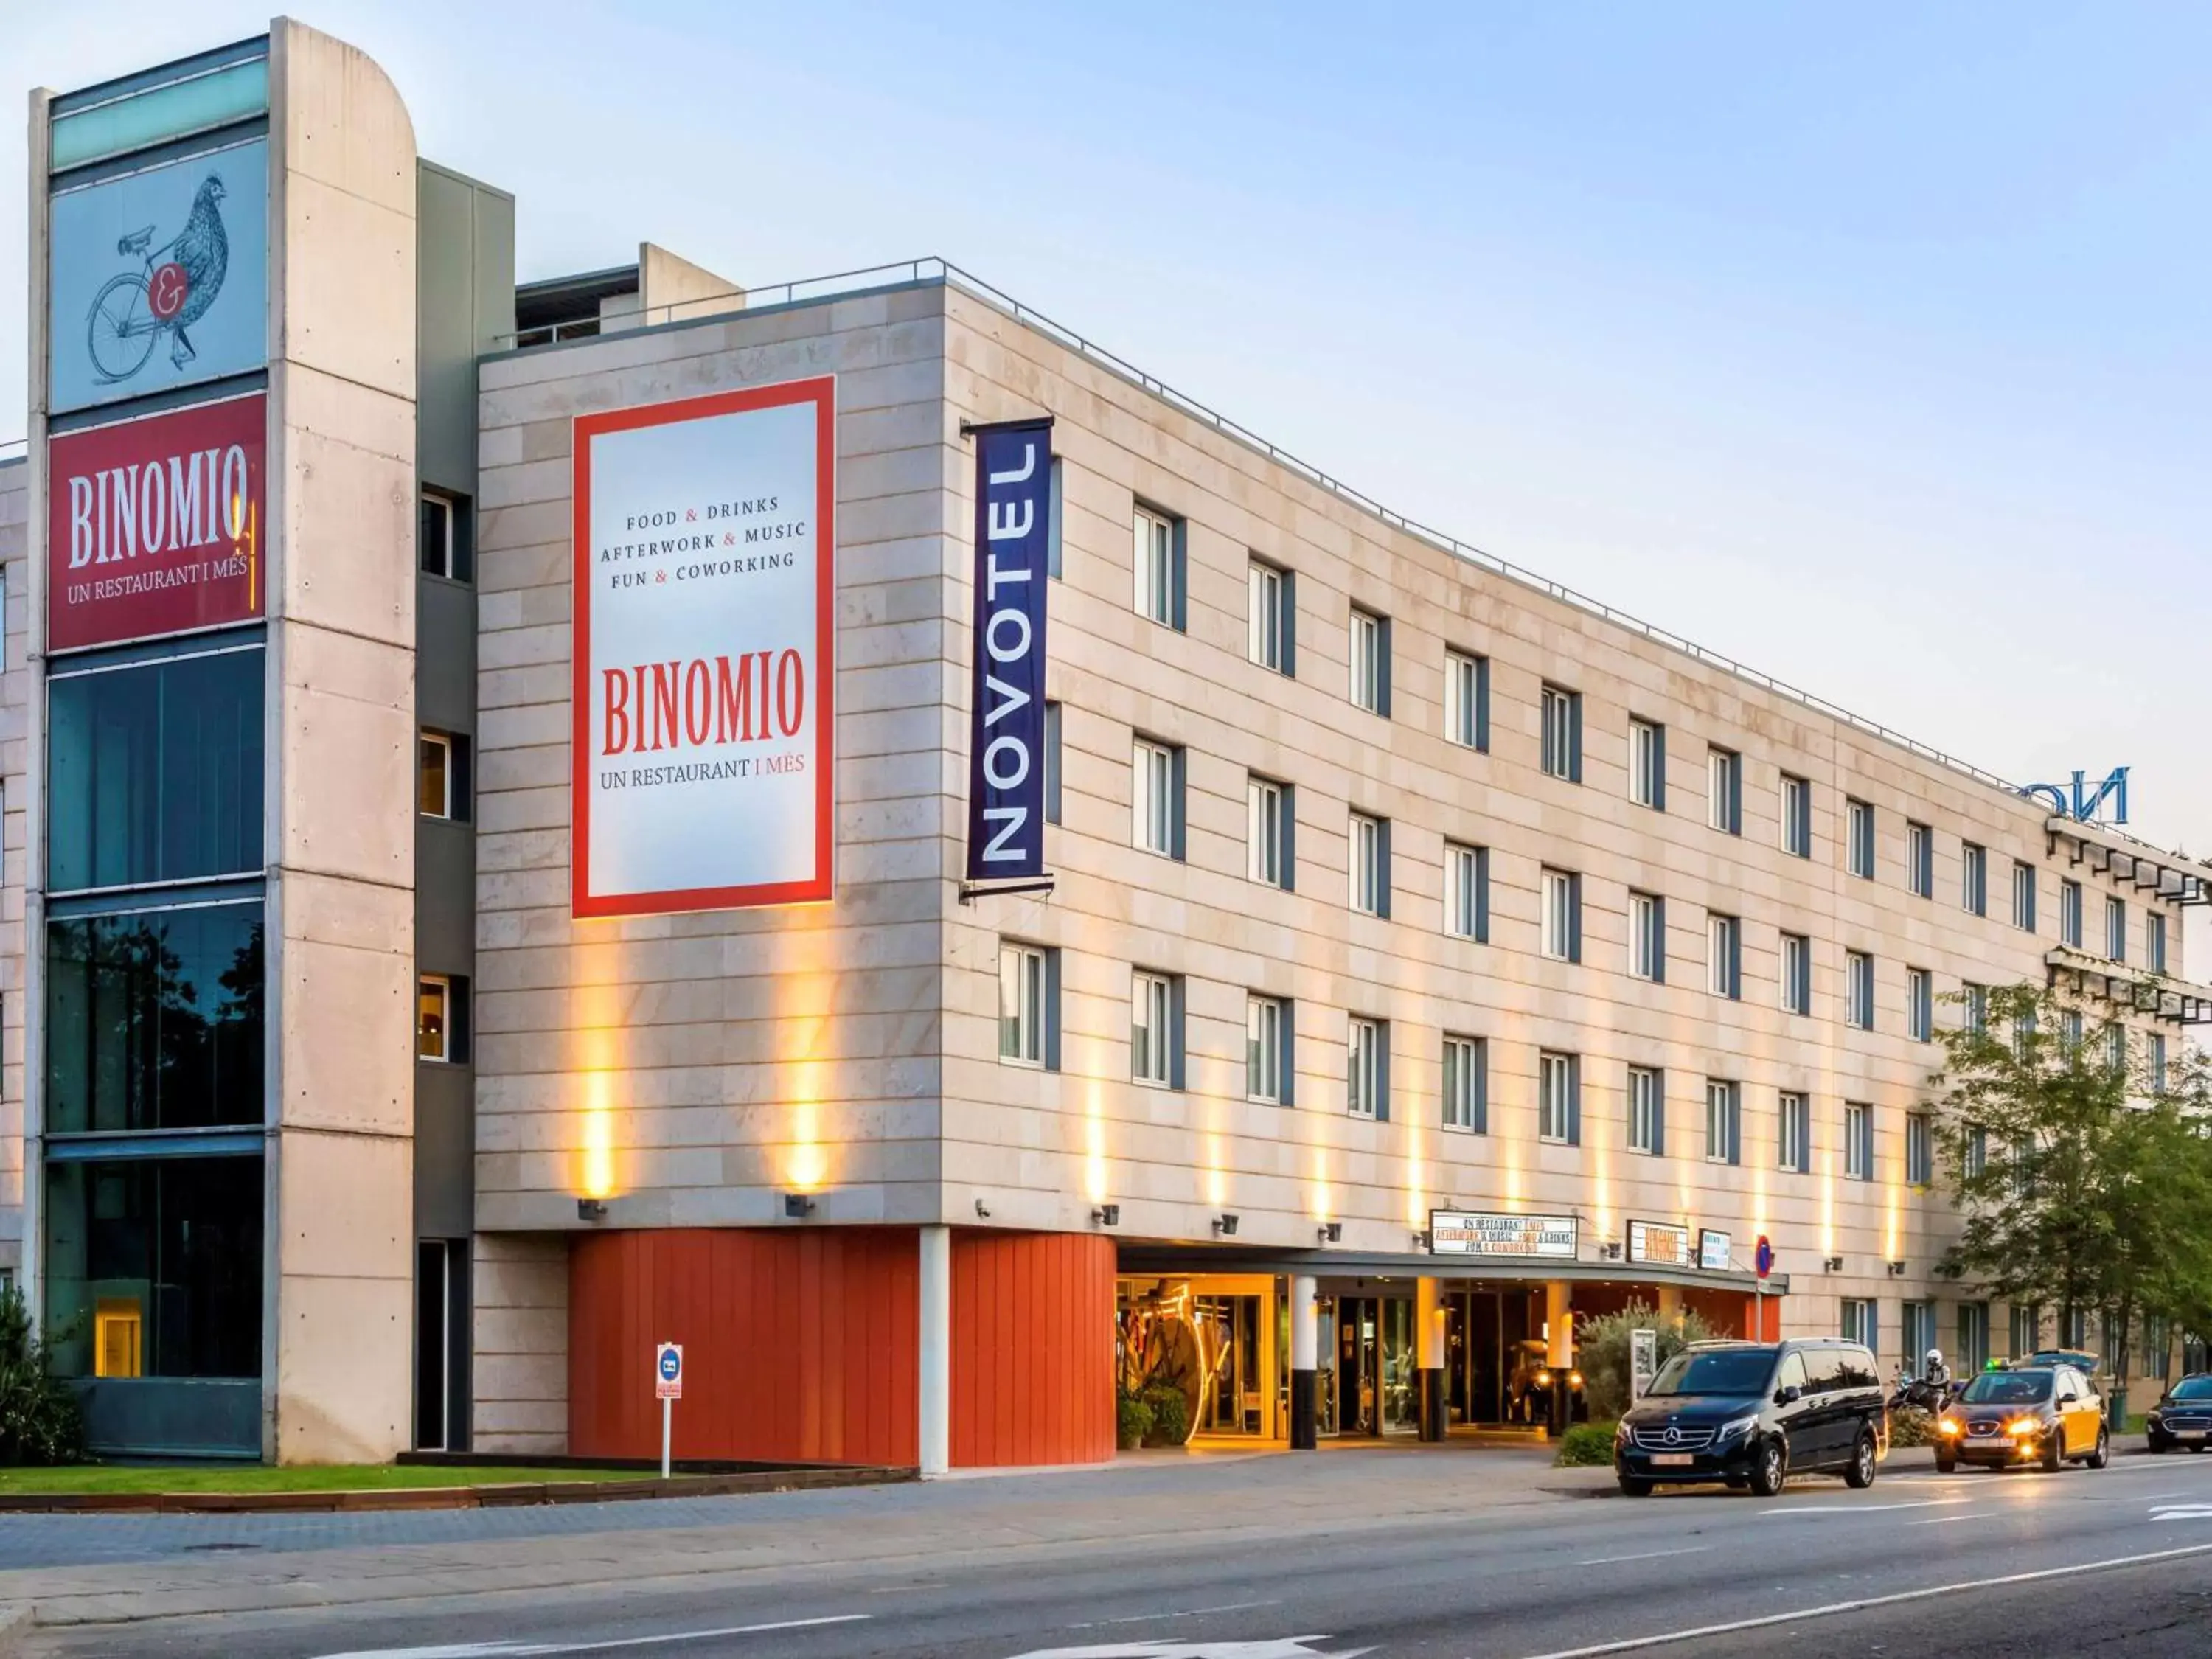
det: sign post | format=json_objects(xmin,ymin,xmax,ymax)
[
  {"xmin": 654, "ymin": 1342, "xmax": 684, "ymax": 1479},
  {"xmin": 1753, "ymin": 1235, "xmax": 1774, "ymax": 1341},
  {"xmin": 1630, "ymin": 1328, "xmax": 1658, "ymax": 1405}
]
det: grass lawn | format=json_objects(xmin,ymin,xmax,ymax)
[{"xmin": 0, "ymin": 1463, "xmax": 649, "ymax": 1496}]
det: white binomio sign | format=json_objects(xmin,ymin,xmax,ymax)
[{"xmin": 571, "ymin": 379, "xmax": 835, "ymax": 917}]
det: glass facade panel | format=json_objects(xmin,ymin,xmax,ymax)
[
  {"xmin": 49, "ymin": 647, "xmax": 264, "ymax": 893},
  {"xmin": 43, "ymin": 1153, "xmax": 265, "ymax": 1380},
  {"xmin": 45, "ymin": 900, "xmax": 264, "ymax": 1134}
]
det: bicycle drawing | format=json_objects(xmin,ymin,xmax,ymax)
[{"xmin": 85, "ymin": 172, "xmax": 232, "ymax": 386}]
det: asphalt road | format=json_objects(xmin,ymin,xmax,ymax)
[{"xmin": 22, "ymin": 1450, "xmax": 2212, "ymax": 1658}]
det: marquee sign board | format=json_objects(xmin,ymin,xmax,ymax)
[{"xmin": 1429, "ymin": 1210, "xmax": 1578, "ymax": 1260}]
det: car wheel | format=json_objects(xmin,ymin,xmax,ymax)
[
  {"xmin": 1934, "ymin": 1451, "xmax": 1956, "ymax": 1475},
  {"xmin": 1844, "ymin": 1431, "xmax": 1877, "ymax": 1489},
  {"xmin": 2149, "ymin": 1435, "xmax": 2170, "ymax": 1455},
  {"xmin": 2089, "ymin": 1427, "xmax": 2110, "ymax": 1470},
  {"xmin": 2042, "ymin": 1430, "xmax": 2064, "ymax": 1473},
  {"xmin": 1618, "ymin": 1474, "xmax": 1654, "ymax": 1498},
  {"xmin": 1748, "ymin": 1437, "xmax": 1787, "ymax": 1498}
]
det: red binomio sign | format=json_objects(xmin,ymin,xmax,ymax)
[{"xmin": 46, "ymin": 392, "xmax": 265, "ymax": 651}]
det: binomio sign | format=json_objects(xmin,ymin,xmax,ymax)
[
  {"xmin": 46, "ymin": 392, "xmax": 264, "ymax": 651},
  {"xmin": 570, "ymin": 378, "xmax": 835, "ymax": 917}
]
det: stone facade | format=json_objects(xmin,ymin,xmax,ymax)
[{"xmin": 0, "ymin": 456, "xmax": 22, "ymax": 1284}]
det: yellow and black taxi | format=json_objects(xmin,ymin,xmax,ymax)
[
  {"xmin": 2146, "ymin": 1374, "xmax": 2212, "ymax": 1453},
  {"xmin": 1933, "ymin": 1363, "xmax": 2109, "ymax": 1472}
]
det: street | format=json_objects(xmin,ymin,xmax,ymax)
[{"xmin": 10, "ymin": 1445, "xmax": 2212, "ymax": 1658}]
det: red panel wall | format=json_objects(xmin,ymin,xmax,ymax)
[
  {"xmin": 950, "ymin": 1230, "xmax": 1116, "ymax": 1468},
  {"xmin": 570, "ymin": 1228, "xmax": 919, "ymax": 1467}
]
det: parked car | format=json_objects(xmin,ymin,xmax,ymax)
[
  {"xmin": 1933, "ymin": 1363, "xmax": 2109, "ymax": 1472},
  {"xmin": 1613, "ymin": 1338, "xmax": 1885, "ymax": 1498},
  {"xmin": 2146, "ymin": 1374, "xmax": 2212, "ymax": 1453}
]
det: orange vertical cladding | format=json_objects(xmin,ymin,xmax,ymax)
[
  {"xmin": 569, "ymin": 1228, "xmax": 919, "ymax": 1467},
  {"xmin": 950, "ymin": 1230, "xmax": 1116, "ymax": 1468}
]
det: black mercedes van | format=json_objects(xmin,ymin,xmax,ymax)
[{"xmin": 1613, "ymin": 1338, "xmax": 1887, "ymax": 1498}]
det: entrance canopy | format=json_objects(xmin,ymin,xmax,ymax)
[{"xmin": 1116, "ymin": 1242, "xmax": 1792, "ymax": 1298}]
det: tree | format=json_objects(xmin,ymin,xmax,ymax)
[
  {"xmin": 1926, "ymin": 981, "xmax": 2212, "ymax": 1413},
  {"xmin": 1577, "ymin": 1301, "xmax": 1718, "ymax": 1420}
]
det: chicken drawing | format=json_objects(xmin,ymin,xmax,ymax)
[{"xmin": 94, "ymin": 170, "xmax": 232, "ymax": 381}]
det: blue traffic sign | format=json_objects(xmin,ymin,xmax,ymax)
[
  {"xmin": 658, "ymin": 1348, "xmax": 681, "ymax": 1381},
  {"xmin": 1754, "ymin": 1236, "xmax": 1774, "ymax": 1279}
]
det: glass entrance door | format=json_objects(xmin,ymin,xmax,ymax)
[
  {"xmin": 1194, "ymin": 1295, "xmax": 1266, "ymax": 1436},
  {"xmin": 1380, "ymin": 1298, "xmax": 1417, "ymax": 1433},
  {"xmin": 1336, "ymin": 1297, "xmax": 1380, "ymax": 1434}
]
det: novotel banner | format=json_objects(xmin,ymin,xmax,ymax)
[
  {"xmin": 46, "ymin": 391, "xmax": 265, "ymax": 651},
  {"xmin": 1430, "ymin": 1210, "xmax": 1579, "ymax": 1260},
  {"xmin": 964, "ymin": 417, "xmax": 1054, "ymax": 883},
  {"xmin": 571, "ymin": 378, "xmax": 835, "ymax": 917}
]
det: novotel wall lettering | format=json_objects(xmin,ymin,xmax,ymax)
[
  {"xmin": 964, "ymin": 417, "xmax": 1054, "ymax": 883},
  {"xmin": 2020, "ymin": 766, "xmax": 2128, "ymax": 826},
  {"xmin": 46, "ymin": 392, "xmax": 265, "ymax": 651},
  {"xmin": 1429, "ymin": 1210, "xmax": 1579, "ymax": 1260}
]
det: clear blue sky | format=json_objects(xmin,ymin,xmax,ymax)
[{"xmin": 7, "ymin": 2, "xmax": 2207, "ymax": 849}]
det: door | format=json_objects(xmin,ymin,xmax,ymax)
[
  {"xmin": 1798, "ymin": 1347, "xmax": 1848, "ymax": 1467},
  {"xmin": 2059, "ymin": 1367, "xmax": 2096, "ymax": 1456},
  {"xmin": 1774, "ymin": 1351, "xmax": 1818, "ymax": 1467},
  {"xmin": 1381, "ymin": 1299, "xmax": 1417, "ymax": 1433},
  {"xmin": 1338, "ymin": 1298, "xmax": 1381, "ymax": 1434}
]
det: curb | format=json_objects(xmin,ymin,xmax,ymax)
[
  {"xmin": 0, "ymin": 1604, "xmax": 31, "ymax": 1656},
  {"xmin": 0, "ymin": 1464, "xmax": 916, "ymax": 1516}
]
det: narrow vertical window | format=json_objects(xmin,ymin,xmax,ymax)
[
  {"xmin": 1444, "ymin": 843, "xmax": 1489, "ymax": 942},
  {"xmin": 1248, "ymin": 558, "xmax": 1292, "ymax": 673},
  {"xmin": 1627, "ymin": 1066, "xmax": 1660, "ymax": 1155},
  {"xmin": 1043, "ymin": 701, "xmax": 1062, "ymax": 826},
  {"xmin": 1132, "ymin": 738, "xmax": 1183, "ymax": 858},
  {"xmin": 1907, "ymin": 967, "xmax": 1933, "ymax": 1042},
  {"xmin": 1846, "ymin": 950, "xmax": 1874, "ymax": 1030},
  {"xmin": 2012, "ymin": 861, "xmax": 2037, "ymax": 931},
  {"xmin": 1781, "ymin": 933, "xmax": 1812, "ymax": 1016},
  {"xmin": 417, "ymin": 976, "xmax": 452, "ymax": 1061},
  {"xmin": 2149, "ymin": 911, "xmax": 2168, "ymax": 974},
  {"xmin": 1540, "ymin": 684, "xmax": 1581, "ymax": 782},
  {"xmin": 1445, "ymin": 650, "xmax": 1489, "ymax": 751},
  {"xmin": 1907, "ymin": 1113, "xmax": 1933, "ymax": 1186},
  {"xmin": 1961, "ymin": 842, "xmax": 1987, "ymax": 917},
  {"xmin": 1132, "ymin": 504, "xmax": 1182, "ymax": 627},
  {"xmin": 419, "ymin": 490, "xmax": 471, "ymax": 580},
  {"xmin": 1442, "ymin": 1036, "xmax": 1486, "ymax": 1133},
  {"xmin": 419, "ymin": 731, "xmax": 453, "ymax": 819},
  {"xmin": 1541, "ymin": 869, "xmax": 1582, "ymax": 962},
  {"xmin": 1131, "ymin": 970, "xmax": 1178, "ymax": 1088},
  {"xmin": 1708, "ymin": 913, "xmax": 1740, "ymax": 1000},
  {"xmin": 1349, "ymin": 813, "xmax": 1390, "ymax": 917},
  {"xmin": 1845, "ymin": 1102, "xmax": 1873, "ymax": 1180},
  {"xmin": 1248, "ymin": 775, "xmax": 1292, "ymax": 888},
  {"xmin": 1247, "ymin": 995, "xmax": 1286, "ymax": 1104},
  {"xmin": 1629, "ymin": 718, "xmax": 1666, "ymax": 810},
  {"xmin": 1708, "ymin": 748, "xmax": 1742, "ymax": 835},
  {"xmin": 998, "ymin": 942, "xmax": 1049, "ymax": 1066},
  {"xmin": 2106, "ymin": 895, "xmax": 2126, "ymax": 963},
  {"xmin": 1629, "ymin": 891, "xmax": 1664, "ymax": 983},
  {"xmin": 1846, "ymin": 799, "xmax": 1875, "ymax": 879},
  {"xmin": 1907, "ymin": 821, "xmax": 1933, "ymax": 898},
  {"xmin": 2152, "ymin": 1032, "xmax": 2168, "ymax": 1094},
  {"xmin": 2061, "ymin": 880, "xmax": 2083, "ymax": 947},
  {"xmin": 1348, "ymin": 1017, "xmax": 1388, "ymax": 1119},
  {"xmin": 1539, "ymin": 1051, "xmax": 1579, "ymax": 1144},
  {"xmin": 1781, "ymin": 773, "xmax": 1811, "ymax": 858},
  {"xmin": 1778, "ymin": 1092, "xmax": 1809, "ymax": 1174},
  {"xmin": 1963, "ymin": 981, "xmax": 1988, "ymax": 1034},
  {"xmin": 1704, "ymin": 1079, "xmax": 1739, "ymax": 1166},
  {"xmin": 1349, "ymin": 608, "xmax": 1390, "ymax": 715}
]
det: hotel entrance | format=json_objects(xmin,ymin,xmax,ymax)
[
  {"xmin": 1444, "ymin": 1287, "xmax": 1545, "ymax": 1425},
  {"xmin": 1318, "ymin": 1292, "xmax": 1417, "ymax": 1436},
  {"xmin": 1117, "ymin": 1274, "xmax": 1283, "ymax": 1445}
]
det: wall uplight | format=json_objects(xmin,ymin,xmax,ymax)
[
  {"xmin": 783, "ymin": 1192, "xmax": 817, "ymax": 1220},
  {"xmin": 1093, "ymin": 1203, "xmax": 1121, "ymax": 1228},
  {"xmin": 1317, "ymin": 1221, "xmax": 1343, "ymax": 1245}
]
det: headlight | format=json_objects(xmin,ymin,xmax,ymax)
[
  {"xmin": 1615, "ymin": 1421, "xmax": 1632, "ymax": 1444},
  {"xmin": 1937, "ymin": 1418, "xmax": 1962, "ymax": 1436},
  {"xmin": 2149, "ymin": 1411, "xmax": 2164, "ymax": 1425},
  {"xmin": 1718, "ymin": 1414, "xmax": 1760, "ymax": 1441},
  {"xmin": 2007, "ymin": 1417, "xmax": 2042, "ymax": 1436},
  {"xmin": 1535, "ymin": 1370, "xmax": 1551, "ymax": 1388}
]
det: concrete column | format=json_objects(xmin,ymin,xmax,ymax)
[
  {"xmin": 919, "ymin": 1225, "xmax": 950, "ymax": 1477},
  {"xmin": 1288, "ymin": 1273, "xmax": 1318, "ymax": 1450},
  {"xmin": 1545, "ymin": 1281, "xmax": 1574, "ymax": 1436},
  {"xmin": 1657, "ymin": 1283, "xmax": 1684, "ymax": 1329},
  {"xmin": 1416, "ymin": 1277, "xmax": 1447, "ymax": 1442}
]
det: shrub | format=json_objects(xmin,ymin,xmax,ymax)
[
  {"xmin": 1554, "ymin": 1420, "xmax": 1618, "ymax": 1467},
  {"xmin": 1141, "ymin": 1382, "xmax": 1190, "ymax": 1447},
  {"xmin": 1888, "ymin": 1405, "xmax": 1933, "ymax": 1449},
  {"xmin": 1577, "ymin": 1301, "xmax": 1719, "ymax": 1420},
  {"xmin": 1116, "ymin": 1391, "xmax": 1154, "ymax": 1450},
  {"xmin": 0, "ymin": 1284, "xmax": 85, "ymax": 1467}
]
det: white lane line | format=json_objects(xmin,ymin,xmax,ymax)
[
  {"xmin": 1576, "ymin": 1546, "xmax": 1712, "ymax": 1568},
  {"xmin": 1081, "ymin": 1599, "xmax": 1282, "ymax": 1627},
  {"xmin": 1905, "ymin": 1512, "xmax": 1993, "ymax": 1526},
  {"xmin": 1756, "ymin": 1498, "xmax": 1973, "ymax": 1515},
  {"xmin": 312, "ymin": 1614, "xmax": 871, "ymax": 1659},
  {"xmin": 1509, "ymin": 1540, "xmax": 2212, "ymax": 1659}
]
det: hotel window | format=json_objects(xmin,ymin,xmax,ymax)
[
  {"xmin": 1540, "ymin": 684, "xmax": 1582, "ymax": 782},
  {"xmin": 1907, "ymin": 821, "xmax": 1933, "ymax": 899},
  {"xmin": 1046, "ymin": 457, "xmax": 1064, "ymax": 578},
  {"xmin": 1131, "ymin": 970, "xmax": 1184, "ymax": 1089},
  {"xmin": 1132, "ymin": 503, "xmax": 1184, "ymax": 628},
  {"xmin": 1846, "ymin": 950, "xmax": 1874, "ymax": 1030},
  {"xmin": 1629, "ymin": 718, "xmax": 1666, "ymax": 810},
  {"xmin": 2014, "ymin": 1006, "xmax": 2037, "ymax": 1058},
  {"xmin": 1961, "ymin": 841, "xmax": 1987, "ymax": 917},
  {"xmin": 417, "ymin": 975, "xmax": 469, "ymax": 1062},
  {"xmin": 1442, "ymin": 1035, "xmax": 1487, "ymax": 1133},
  {"xmin": 2061, "ymin": 879, "xmax": 2083, "ymax": 947},
  {"xmin": 1446, "ymin": 650, "xmax": 1489, "ymax": 751},
  {"xmin": 1958, "ymin": 1304, "xmax": 1990, "ymax": 1374},
  {"xmin": 1844, "ymin": 1101, "xmax": 1874, "ymax": 1181},
  {"xmin": 1248, "ymin": 775, "xmax": 1293, "ymax": 889},
  {"xmin": 1248, "ymin": 557, "xmax": 1293, "ymax": 674},
  {"xmin": 2101, "ymin": 1021, "xmax": 2124, "ymax": 1075},
  {"xmin": 1781, "ymin": 773, "xmax": 1811, "ymax": 858},
  {"xmin": 1349, "ymin": 608, "xmax": 1391, "ymax": 716},
  {"xmin": 2012, "ymin": 861, "xmax": 2037, "ymax": 931},
  {"xmin": 1043, "ymin": 702, "xmax": 1062, "ymax": 825},
  {"xmin": 1705, "ymin": 1079, "xmax": 1741, "ymax": 1166},
  {"xmin": 2007, "ymin": 1304, "xmax": 2040, "ymax": 1362},
  {"xmin": 1247, "ymin": 994, "xmax": 1292, "ymax": 1105},
  {"xmin": 2105, "ymin": 895, "xmax": 2126, "ymax": 963},
  {"xmin": 1349, "ymin": 813, "xmax": 1391, "ymax": 918},
  {"xmin": 1541, "ymin": 868, "xmax": 1582, "ymax": 962},
  {"xmin": 1628, "ymin": 891, "xmax": 1665, "ymax": 983},
  {"xmin": 1842, "ymin": 1299, "xmax": 1876, "ymax": 1356},
  {"xmin": 2062, "ymin": 1009, "xmax": 2084, "ymax": 1054},
  {"xmin": 419, "ymin": 730, "xmax": 472, "ymax": 821},
  {"xmin": 1444, "ymin": 842, "xmax": 1489, "ymax": 943},
  {"xmin": 2149, "ymin": 911, "xmax": 2168, "ymax": 974},
  {"xmin": 1781, "ymin": 932, "xmax": 1812, "ymax": 1016},
  {"xmin": 1539, "ymin": 1051, "xmax": 1580, "ymax": 1145},
  {"xmin": 1905, "ymin": 1303, "xmax": 1939, "ymax": 1371},
  {"xmin": 998, "ymin": 942, "xmax": 1057, "ymax": 1068},
  {"xmin": 419, "ymin": 489, "xmax": 473, "ymax": 581},
  {"xmin": 1627, "ymin": 1065, "xmax": 1663, "ymax": 1155},
  {"xmin": 1708, "ymin": 913, "xmax": 1741, "ymax": 999},
  {"xmin": 2151, "ymin": 1032, "xmax": 2169, "ymax": 1094},
  {"xmin": 1846, "ymin": 798, "xmax": 1874, "ymax": 880},
  {"xmin": 1963, "ymin": 981, "xmax": 1988, "ymax": 1034},
  {"xmin": 1965, "ymin": 1126, "xmax": 1987, "ymax": 1178},
  {"xmin": 1132, "ymin": 737, "xmax": 1185, "ymax": 858},
  {"xmin": 1347, "ymin": 1016, "xmax": 1389, "ymax": 1120},
  {"xmin": 1907, "ymin": 1112, "xmax": 1933, "ymax": 1186},
  {"xmin": 1708, "ymin": 747, "xmax": 1742, "ymax": 835},
  {"xmin": 1907, "ymin": 967, "xmax": 1933, "ymax": 1042},
  {"xmin": 1779, "ymin": 1091, "xmax": 1811, "ymax": 1174}
]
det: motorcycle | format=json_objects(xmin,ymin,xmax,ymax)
[{"xmin": 1889, "ymin": 1371, "xmax": 1955, "ymax": 1416}]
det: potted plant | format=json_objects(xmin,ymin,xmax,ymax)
[{"xmin": 1116, "ymin": 1388, "xmax": 1155, "ymax": 1452}]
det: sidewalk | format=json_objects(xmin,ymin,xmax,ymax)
[{"xmin": 1, "ymin": 1444, "xmax": 1611, "ymax": 1632}]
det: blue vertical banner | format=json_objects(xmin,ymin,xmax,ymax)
[{"xmin": 965, "ymin": 417, "xmax": 1055, "ymax": 883}]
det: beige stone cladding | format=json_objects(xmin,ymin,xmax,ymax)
[
  {"xmin": 0, "ymin": 458, "xmax": 22, "ymax": 1280},
  {"xmin": 470, "ymin": 285, "xmax": 955, "ymax": 1277},
  {"xmin": 933, "ymin": 283, "xmax": 2178, "ymax": 1356},
  {"xmin": 471, "ymin": 1231, "xmax": 568, "ymax": 1455}
]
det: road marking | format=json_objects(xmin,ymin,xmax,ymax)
[
  {"xmin": 2150, "ymin": 1505, "xmax": 2212, "ymax": 1520},
  {"xmin": 1756, "ymin": 1498, "xmax": 1972, "ymax": 1515},
  {"xmin": 1509, "ymin": 1540, "xmax": 2212, "ymax": 1659},
  {"xmin": 313, "ymin": 1614, "xmax": 872, "ymax": 1659},
  {"xmin": 1082, "ymin": 1601, "xmax": 1283, "ymax": 1628},
  {"xmin": 1905, "ymin": 1512, "xmax": 1992, "ymax": 1526},
  {"xmin": 1575, "ymin": 1546, "xmax": 1711, "ymax": 1567},
  {"xmin": 1003, "ymin": 1641, "xmax": 1374, "ymax": 1659}
]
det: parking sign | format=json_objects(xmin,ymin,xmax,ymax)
[{"xmin": 655, "ymin": 1342, "xmax": 683, "ymax": 1400}]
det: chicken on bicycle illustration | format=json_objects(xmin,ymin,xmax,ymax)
[{"xmin": 86, "ymin": 172, "xmax": 232, "ymax": 384}]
